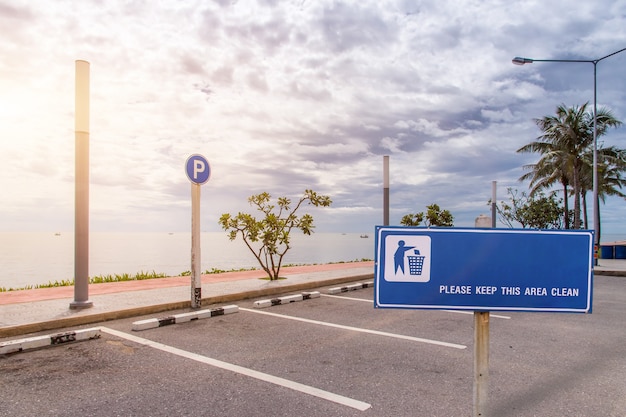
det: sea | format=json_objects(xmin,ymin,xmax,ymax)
[
  {"xmin": 2, "ymin": 231, "xmax": 624, "ymax": 290},
  {"xmin": 0, "ymin": 232, "xmax": 375, "ymax": 289}
]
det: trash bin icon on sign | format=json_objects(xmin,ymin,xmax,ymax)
[
  {"xmin": 384, "ymin": 235, "xmax": 431, "ymax": 283},
  {"xmin": 408, "ymin": 250, "xmax": 426, "ymax": 275}
]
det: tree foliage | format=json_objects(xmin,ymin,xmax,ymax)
[
  {"xmin": 517, "ymin": 102, "xmax": 623, "ymax": 237},
  {"xmin": 492, "ymin": 188, "xmax": 567, "ymax": 229},
  {"xmin": 218, "ymin": 189, "xmax": 332, "ymax": 280},
  {"xmin": 578, "ymin": 145, "xmax": 626, "ymax": 229},
  {"xmin": 400, "ymin": 204, "xmax": 454, "ymax": 227}
]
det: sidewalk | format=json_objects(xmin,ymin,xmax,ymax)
[
  {"xmin": 0, "ymin": 262, "xmax": 375, "ymax": 338},
  {"xmin": 1, "ymin": 259, "xmax": 624, "ymax": 338}
]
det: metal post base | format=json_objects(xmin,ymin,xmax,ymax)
[{"xmin": 69, "ymin": 300, "xmax": 93, "ymax": 310}]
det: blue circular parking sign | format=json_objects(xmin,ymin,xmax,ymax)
[{"xmin": 185, "ymin": 154, "xmax": 211, "ymax": 185}]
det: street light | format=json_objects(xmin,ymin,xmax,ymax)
[{"xmin": 512, "ymin": 47, "xmax": 626, "ymax": 262}]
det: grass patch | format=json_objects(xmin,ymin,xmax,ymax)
[
  {"xmin": 328, "ymin": 258, "xmax": 372, "ymax": 264},
  {"xmin": 178, "ymin": 267, "xmax": 258, "ymax": 277},
  {"xmin": 0, "ymin": 270, "xmax": 167, "ymax": 292},
  {"xmin": 0, "ymin": 259, "xmax": 372, "ymax": 292}
]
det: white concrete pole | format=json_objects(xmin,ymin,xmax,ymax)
[
  {"xmin": 383, "ymin": 155, "xmax": 389, "ymax": 226},
  {"xmin": 71, "ymin": 60, "xmax": 93, "ymax": 309},
  {"xmin": 491, "ymin": 181, "xmax": 497, "ymax": 228}
]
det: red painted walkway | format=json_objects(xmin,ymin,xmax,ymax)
[{"xmin": 0, "ymin": 262, "xmax": 374, "ymax": 305}]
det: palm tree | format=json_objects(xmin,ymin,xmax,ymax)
[
  {"xmin": 579, "ymin": 145, "xmax": 626, "ymax": 238},
  {"xmin": 518, "ymin": 103, "xmax": 592, "ymax": 228},
  {"xmin": 518, "ymin": 142, "xmax": 572, "ymax": 227},
  {"xmin": 517, "ymin": 103, "xmax": 622, "ymax": 231}
]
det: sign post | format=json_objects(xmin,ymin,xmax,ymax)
[
  {"xmin": 375, "ymin": 226, "xmax": 594, "ymax": 416},
  {"xmin": 473, "ymin": 310, "xmax": 489, "ymax": 417},
  {"xmin": 475, "ymin": 206, "xmax": 493, "ymax": 417},
  {"xmin": 375, "ymin": 227, "xmax": 593, "ymax": 312},
  {"xmin": 185, "ymin": 154, "xmax": 211, "ymax": 309}
]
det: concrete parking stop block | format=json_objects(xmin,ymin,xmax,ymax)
[
  {"xmin": 0, "ymin": 328, "xmax": 101, "ymax": 355},
  {"xmin": 132, "ymin": 305, "xmax": 239, "ymax": 331},
  {"xmin": 253, "ymin": 291, "xmax": 320, "ymax": 308},
  {"xmin": 328, "ymin": 281, "xmax": 374, "ymax": 294}
]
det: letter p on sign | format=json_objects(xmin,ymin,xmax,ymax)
[
  {"xmin": 193, "ymin": 160, "xmax": 205, "ymax": 179},
  {"xmin": 185, "ymin": 154, "xmax": 211, "ymax": 185}
]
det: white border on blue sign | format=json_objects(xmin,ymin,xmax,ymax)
[{"xmin": 374, "ymin": 227, "xmax": 594, "ymax": 313}]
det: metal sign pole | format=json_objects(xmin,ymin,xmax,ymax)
[
  {"xmin": 185, "ymin": 153, "xmax": 210, "ymax": 309},
  {"xmin": 191, "ymin": 182, "xmax": 201, "ymax": 308}
]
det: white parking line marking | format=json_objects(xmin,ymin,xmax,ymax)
[
  {"xmin": 239, "ymin": 308, "xmax": 466, "ymax": 350},
  {"xmin": 99, "ymin": 327, "xmax": 371, "ymax": 411},
  {"xmin": 321, "ymin": 294, "xmax": 511, "ymax": 319}
]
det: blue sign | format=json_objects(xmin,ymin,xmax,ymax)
[
  {"xmin": 185, "ymin": 154, "xmax": 211, "ymax": 184},
  {"xmin": 375, "ymin": 227, "xmax": 594, "ymax": 313}
]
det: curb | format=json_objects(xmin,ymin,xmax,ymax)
[
  {"xmin": 595, "ymin": 270, "xmax": 626, "ymax": 277},
  {"xmin": 0, "ymin": 273, "xmax": 374, "ymax": 338}
]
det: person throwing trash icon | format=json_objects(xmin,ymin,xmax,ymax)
[{"xmin": 394, "ymin": 240, "xmax": 416, "ymax": 274}]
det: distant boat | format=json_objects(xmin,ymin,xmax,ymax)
[
  {"xmin": 360, "ymin": 234, "xmax": 369, "ymax": 238},
  {"xmin": 54, "ymin": 232, "xmax": 61, "ymax": 236}
]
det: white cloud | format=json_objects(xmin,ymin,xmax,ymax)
[{"xmin": 1, "ymin": 0, "xmax": 625, "ymax": 236}]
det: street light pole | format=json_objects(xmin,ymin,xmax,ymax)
[{"xmin": 512, "ymin": 47, "xmax": 626, "ymax": 262}]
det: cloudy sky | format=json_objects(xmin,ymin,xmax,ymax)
[{"xmin": 1, "ymin": 0, "xmax": 625, "ymax": 237}]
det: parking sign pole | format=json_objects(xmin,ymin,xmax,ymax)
[
  {"xmin": 185, "ymin": 154, "xmax": 210, "ymax": 309},
  {"xmin": 191, "ymin": 182, "xmax": 202, "ymax": 309}
]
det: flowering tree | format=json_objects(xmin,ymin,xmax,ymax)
[
  {"xmin": 400, "ymin": 203, "xmax": 454, "ymax": 227},
  {"xmin": 492, "ymin": 188, "xmax": 566, "ymax": 229},
  {"xmin": 219, "ymin": 189, "xmax": 332, "ymax": 280}
]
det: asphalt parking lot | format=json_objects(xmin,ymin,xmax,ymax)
[{"xmin": 2, "ymin": 275, "xmax": 626, "ymax": 417}]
